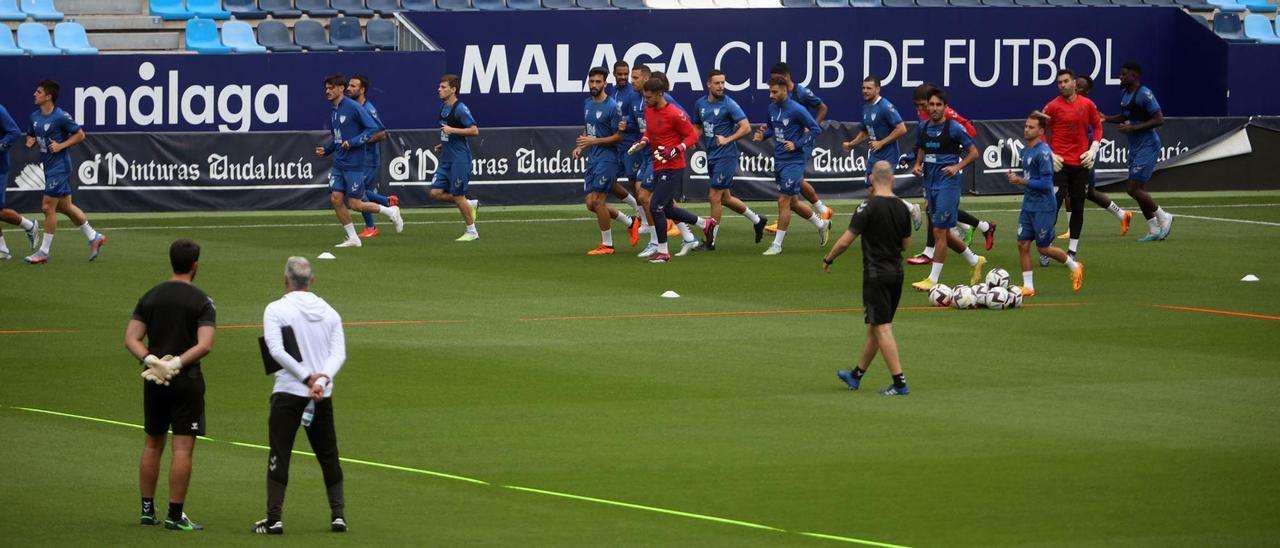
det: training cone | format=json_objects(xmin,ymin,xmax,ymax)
[
  {"xmin": 1241, "ymin": 274, "xmax": 1259, "ymax": 282},
  {"xmin": 660, "ymin": 290, "xmax": 680, "ymax": 299},
  {"xmin": 317, "ymin": 252, "xmax": 336, "ymax": 260}
]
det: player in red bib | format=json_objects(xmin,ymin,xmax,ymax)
[{"xmin": 1042, "ymin": 69, "xmax": 1102, "ymax": 259}]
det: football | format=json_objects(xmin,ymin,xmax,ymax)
[
  {"xmin": 985, "ymin": 268, "xmax": 1010, "ymax": 288},
  {"xmin": 987, "ymin": 286, "xmax": 1012, "ymax": 309},
  {"xmin": 1007, "ymin": 285, "xmax": 1024, "ymax": 308},
  {"xmin": 972, "ymin": 283, "xmax": 992, "ymax": 308},
  {"xmin": 952, "ymin": 285, "xmax": 978, "ymax": 309},
  {"xmin": 928, "ymin": 284, "xmax": 953, "ymax": 307}
]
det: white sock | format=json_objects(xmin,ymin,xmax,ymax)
[
  {"xmin": 657, "ymin": 241, "xmax": 669, "ymax": 254},
  {"xmin": 742, "ymin": 208, "xmax": 761, "ymax": 224},
  {"xmin": 977, "ymin": 221, "xmax": 990, "ymax": 233},
  {"xmin": 466, "ymin": 223, "xmax": 478, "ymax": 235},
  {"xmin": 78, "ymin": 222, "xmax": 98, "ymax": 241},
  {"xmin": 647, "ymin": 225, "xmax": 658, "ymax": 244},
  {"xmin": 343, "ymin": 223, "xmax": 358, "ymax": 240},
  {"xmin": 0, "ymin": 237, "xmax": 9, "ymax": 255},
  {"xmin": 1147, "ymin": 216, "xmax": 1160, "ymax": 234},
  {"xmin": 961, "ymin": 248, "xmax": 979, "ymax": 266},
  {"xmin": 601, "ymin": 230, "xmax": 613, "ymax": 247},
  {"xmin": 813, "ymin": 200, "xmax": 829, "ymax": 215},
  {"xmin": 929, "ymin": 261, "xmax": 944, "ymax": 283},
  {"xmin": 1064, "ymin": 255, "xmax": 1078, "ymax": 271},
  {"xmin": 677, "ymin": 223, "xmax": 695, "ymax": 241},
  {"xmin": 1068, "ymin": 238, "xmax": 1079, "ymax": 254},
  {"xmin": 694, "ymin": 217, "xmax": 708, "ymax": 229},
  {"xmin": 615, "ymin": 212, "xmax": 633, "ymax": 226},
  {"xmin": 637, "ymin": 207, "xmax": 650, "ymax": 228},
  {"xmin": 1022, "ymin": 271, "xmax": 1034, "ymax": 290},
  {"xmin": 1065, "ymin": 212, "xmax": 1072, "ymax": 229},
  {"xmin": 378, "ymin": 205, "xmax": 394, "ymax": 216},
  {"xmin": 19, "ymin": 217, "xmax": 34, "ymax": 231},
  {"xmin": 1155, "ymin": 207, "xmax": 1171, "ymax": 222},
  {"xmin": 922, "ymin": 246, "xmax": 935, "ymax": 259},
  {"xmin": 622, "ymin": 194, "xmax": 639, "ymax": 211},
  {"xmin": 40, "ymin": 232, "xmax": 54, "ymax": 254},
  {"xmin": 958, "ymin": 222, "xmax": 972, "ymax": 232},
  {"xmin": 1107, "ymin": 201, "xmax": 1125, "ymax": 219},
  {"xmin": 772, "ymin": 229, "xmax": 786, "ymax": 246},
  {"xmin": 807, "ymin": 213, "xmax": 823, "ymax": 227},
  {"xmin": 467, "ymin": 199, "xmax": 478, "ymax": 211}
]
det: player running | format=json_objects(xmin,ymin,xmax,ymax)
[
  {"xmin": 691, "ymin": 69, "xmax": 768, "ymax": 247},
  {"xmin": 316, "ymin": 75, "xmax": 402, "ymax": 248},
  {"xmin": 1050, "ymin": 74, "xmax": 1132, "ymax": 246},
  {"xmin": 909, "ymin": 88, "xmax": 986, "ymax": 291},
  {"xmin": 763, "ymin": 62, "xmax": 834, "ymax": 233},
  {"xmin": 1043, "ymin": 69, "xmax": 1102, "ymax": 259},
  {"xmin": 23, "ymin": 80, "xmax": 103, "ymax": 264},
  {"xmin": 626, "ymin": 77, "xmax": 716, "ymax": 263},
  {"xmin": 1103, "ymin": 62, "xmax": 1173, "ymax": 241},
  {"xmin": 345, "ymin": 75, "xmax": 398, "ymax": 239},
  {"xmin": 574, "ymin": 67, "xmax": 639, "ymax": 255},
  {"xmin": 1007, "ymin": 112, "xmax": 1084, "ymax": 295},
  {"xmin": 431, "ymin": 74, "xmax": 481, "ymax": 242},
  {"xmin": 752, "ymin": 76, "xmax": 831, "ymax": 256},
  {"xmin": 0, "ymin": 101, "xmax": 38, "ymax": 260}
]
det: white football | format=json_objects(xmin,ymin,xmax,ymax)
[
  {"xmin": 952, "ymin": 286, "xmax": 978, "ymax": 309},
  {"xmin": 987, "ymin": 287, "xmax": 1012, "ymax": 310},
  {"xmin": 928, "ymin": 284, "xmax": 953, "ymax": 307},
  {"xmin": 1007, "ymin": 286, "xmax": 1024, "ymax": 308},
  {"xmin": 972, "ymin": 283, "xmax": 991, "ymax": 308},
  {"xmin": 985, "ymin": 268, "xmax": 1010, "ymax": 288}
]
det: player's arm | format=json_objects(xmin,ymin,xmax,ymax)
[
  {"xmin": 310, "ymin": 317, "xmax": 346, "ymax": 399},
  {"xmin": 797, "ymin": 107, "xmax": 822, "ymax": 149},
  {"xmin": 49, "ymin": 128, "xmax": 84, "ymax": 154},
  {"xmin": 948, "ymin": 108, "xmax": 978, "ymax": 138},
  {"xmin": 346, "ymin": 106, "xmax": 379, "ymax": 147},
  {"xmin": 950, "ymin": 143, "xmax": 980, "ymax": 173},
  {"xmin": 263, "ymin": 308, "xmax": 311, "ymax": 382},
  {"xmin": 1123, "ymin": 94, "xmax": 1164, "ymax": 132},
  {"xmin": 444, "ymin": 106, "xmax": 480, "ymax": 137},
  {"xmin": 0, "ymin": 110, "xmax": 20, "ymax": 150},
  {"xmin": 677, "ymin": 111, "xmax": 698, "ymax": 149},
  {"xmin": 724, "ymin": 118, "xmax": 752, "ymax": 145},
  {"xmin": 1102, "ymin": 112, "xmax": 1126, "ymax": 124},
  {"xmin": 125, "ymin": 319, "xmax": 150, "ymax": 361},
  {"xmin": 822, "ymin": 228, "xmax": 859, "ymax": 272},
  {"xmin": 171, "ymin": 326, "xmax": 214, "ymax": 372},
  {"xmin": 874, "ymin": 122, "xmax": 907, "ymax": 151}
]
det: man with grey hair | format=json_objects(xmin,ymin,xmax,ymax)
[
  {"xmin": 254, "ymin": 256, "xmax": 348, "ymax": 535},
  {"xmin": 823, "ymin": 161, "xmax": 913, "ymax": 396}
]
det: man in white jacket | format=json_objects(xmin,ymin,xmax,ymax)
[{"xmin": 254, "ymin": 256, "xmax": 348, "ymax": 535}]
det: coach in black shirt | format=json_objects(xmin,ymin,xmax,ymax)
[
  {"xmin": 124, "ymin": 239, "xmax": 216, "ymax": 531},
  {"xmin": 823, "ymin": 160, "xmax": 914, "ymax": 396}
]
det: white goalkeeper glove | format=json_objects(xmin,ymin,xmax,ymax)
[
  {"xmin": 1080, "ymin": 142, "xmax": 1099, "ymax": 169},
  {"xmin": 141, "ymin": 354, "xmax": 172, "ymax": 386},
  {"xmin": 1052, "ymin": 153, "xmax": 1064, "ymax": 172},
  {"xmin": 162, "ymin": 355, "xmax": 183, "ymax": 378},
  {"xmin": 627, "ymin": 139, "xmax": 648, "ymax": 156}
]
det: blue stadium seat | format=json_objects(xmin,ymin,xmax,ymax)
[
  {"xmin": 578, "ymin": 0, "xmax": 616, "ymax": 7},
  {"xmin": 0, "ymin": 0, "xmax": 26, "ymax": 21},
  {"xmin": 1244, "ymin": 13, "xmax": 1280, "ymax": 42},
  {"xmin": 815, "ymin": 0, "xmax": 845, "ymax": 5},
  {"xmin": 1046, "ymin": 0, "xmax": 1080, "ymax": 5},
  {"xmin": 185, "ymin": 18, "xmax": 234, "ymax": 53},
  {"xmin": 53, "ymin": 22, "xmax": 96, "ymax": 54},
  {"xmin": 1176, "ymin": 0, "xmax": 1215, "ymax": 11},
  {"xmin": 507, "ymin": 0, "xmax": 540, "ymax": 8},
  {"xmin": 221, "ymin": 20, "xmax": 266, "ymax": 52},
  {"xmin": 916, "ymin": 0, "xmax": 950, "ymax": 6},
  {"xmin": 366, "ymin": 17, "xmax": 396, "ymax": 49},
  {"xmin": 19, "ymin": 0, "xmax": 62, "ymax": 20},
  {"xmin": 333, "ymin": 0, "xmax": 375, "ymax": 15},
  {"xmin": 330, "ymin": 16, "xmax": 374, "ymax": 50},
  {"xmin": 293, "ymin": 19, "xmax": 337, "ymax": 50},
  {"xmin": 1077, "ymin": 0, "xmax": 1114, "ymax": 6},
  {"xmin": 150, "ymin": 0, "xmax": 194, "ymax": 19},
  {"xmin": 1214, "ymin": 12, "xmax": 1256, "ymax": 42},
  {"xmin": 882, "ymin": 0, "xmax": 913, "ymax": 5},
  {"xmin": 188, "ymin": 0, "xmax": 232, "ymax": 18},
  {"xmin": 1014, "ymin": 0, "xmax": 1047, "ymax": 5},
  {"xmin": 948, "ymin": 0, "xmax": 982, "ymax": 6},
  {"xmin": 367, "ymin": 0, "xmax": 404, "ymax": 14},
  {"xmin": 0, "ymin": 26, "xmax": 23, "ymax": 54},
  {"xmin": 297, "ymin": 0, "xmax": 339, "ymax": 15},
  {"xmin": 612, "ymin": 0, "xmax": 645, "ymax": 6},
  {"xmin": 542, "ymin": 0, "xmax": 579, "ymax": 7},
  {"xmin": 782, "ymin": 0, "xmax": 816, "ymax": 5},
  {"xmin": 17, "ymin": 21, "xmax": 59, "ymax": 53},
  {"xmin": 473, "ymin": 0, "xmax": 509, "ymax": 8},
  {"xmin": 260, "ymin": 0, "xmax": 303, "ymax": 16},
  {"xmin": 1208, "ymin": 0, "xmax": 1247, "ymax": 12},
  {"xmin": 1109, "ymin": 0, "xmax": 1145, "ymax": 5},
  {"xmin": 256, "ymin": 20, "xmax": 301, "ymax": 51},
  {"xmin": 402, "ymin": 0, "xmax": 439, "ymax": 8},
  {"xmin": 981, "ymin": 0, "xmax": 1014, "ymax": 5},
  {"xmin": 225, "ymin": 0, "xmax": 269, "ymax": 18},
  {"xmin": 1141, "ymin": 0, "xmax": 1174, "ymax": 4},
  {"xmin": 1239, "ymin": 0, "xmax": 1276, "ymax": 12}
]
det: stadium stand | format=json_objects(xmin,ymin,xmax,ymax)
[
  {"xmin": 334, "ymin": 0, "xmax": 376, "ymax": 15},
  {"xmin": 260, "ymin": 0, "xmax": 304, "ymax": 16},
  {"xmin": 188, "ymin": 0, "xmax": 233, "ymax": 18},
  {"xmin": 472, "ymin": 0, "xmax": 509, "ymax": 9},
  {"xmin": 0, "ymin": 0, "xmax": 25, "ymax": 21},
  {"xmin": 1244, "ymin": 13, "xmax": 1280, "ymax": 41},
  {"xmin": 368, "ymin": 0, "xmax": 405, "ymax": 14},
  {"xmin": 150, "ymin": 0, "xmax": 194, "ymax": 19},
  {"xmin": 1214, "ymin": 12, "xmax": 1256, "ymax": 41},
  {"xmin": 366, "ymin": 16, "xmax": 395, "ymax": 47},
  {"xmin": 20, "ymin": 0, "xmax": 62, "ymax": 20},
  {"xmin": 297, "ymin": 0, "xmax": 340, "ymax": 15},
  {"xmin": 541, "ymin": 0, "xmax": 581, "ymax": 7},
  {"xmin": 782, "ymin": 0, "xmax": 815, "ymax": 5},
  {"xmin": 256, "ymin": 19, "xmax": 301, "ymax": 51},
  {"xmin": 948, "ymin": 0, "xmax": 983, "ymax": 6},
  {"xmin": 0, "ymin": 25, "xmax": 22, "ymax": 53},
  {"xmin": 402, "ymin": 0, "xmax": 437, "ymax": 9},
  {"xmin": 578, "ymin": 0, "xmax": 617, "ymax": 8},
  {"xmin": 53, "ymin": 21, "xmax": 96, "ymax": 53},
  {"xmin": 226, "ymin": 0, "xmax": 269, "ymax": 18},
  {"xmin": 1207, "ymin": 0, "xmax": 1247, "ymax": 12},
  {"xmin": 184, "ymin": 17, "xmax": 234, "ymax": 52},
  {"xmin": 507, "ymin": 0, "xmax": 542, "ymax": 9},
  {"xmin": 437, "ymin": 0, "xmax": 477, "ymax": 9},
  {"xmin": 17, "ymin": 20, "xmax": 60, "ymax": 53},
  {"xmin": 613, "ymin": 0, "xmax": 647, "ymax": 7},
  {"xmin": 329, "ymin": 15, "xmax": 374, "ymax": 49},
  {"xmin": 1238, "ymin": 0, "xmax": 1275, "ymax": 12},
  {"xmin": 221, "ymin": 20, "xmax": 267, "ymax": 52},
  {"xmin": 293, "ymin": 18, "xmax": 338, "ymax": 50}
]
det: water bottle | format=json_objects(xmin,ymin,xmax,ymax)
[{"xmin": 301, "ymin": 401, "xmax": 315, "ymax": 427}]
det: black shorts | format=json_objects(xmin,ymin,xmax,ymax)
[
  {"xmin": 143, "ymin": 366, "xmax": 206, "ymax": 436},
  {"xmin": 1053, "ymin": 165, "xmax": 1090, "ymax": 199},
  {"xmin": 863, "ymin": 274, "xmax": 903, "ymax": 325}
]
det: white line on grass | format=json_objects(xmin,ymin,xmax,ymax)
[
  {"xmin": 1171, "ymin": 214, "xmax": 1280, "ymax": 227},
  {"xmin": 7, "ymin": 405, "xmax": 911, "ymax": 548}
]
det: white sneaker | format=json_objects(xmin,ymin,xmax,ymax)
[
  {"xmin": 675, "ymin": 239, "xmax": 701, "ymax": 257},
  {"xmin": 335, "ymin": 238, "xmax": 362, "ymax": 248},
  {"xmin": 0, "ymin": 250, "xmax": 10, "ymax": 260},
  {"xmin": 1158, "ymin": 213, "xmax": 1173, "ymax": 240},
  {"xmin": 906, "ymin": 200, "xmax": 922, "ymax": 231},
  {"xmin": 388, "ymin": 206, "xmax": 405, "ymax": 233},
  {"xmin": 763, "ymin": 243, "xmax": 783, "ymax": 256},
  {"xmin": 637, "ymin": 242, "xmax": 658, "ymax": 258},
  {"xmin": 455, "ymin": 232, "xmax": 479, "ymax": 242}
]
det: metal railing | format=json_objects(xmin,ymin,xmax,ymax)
[{"xmin": 393, "ymin": 12, "xmax": 441, "ymax": 52}]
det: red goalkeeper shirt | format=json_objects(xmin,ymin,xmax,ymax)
[
  {"xmin": 1042, "ymin": 95, "xmax": 1102, "ymax": 167},
  {"xmin": 916, "ymin": 105, "xmax": 977, "ymax": 138},
  {"xmin": 643, "ymin": 101, "xmax": 697, "ymax": 171}
]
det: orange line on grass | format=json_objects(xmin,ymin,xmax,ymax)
[
  {"xmin": 521, "ymin": 302, "xmax": 1085, "ymax": 322},
  {"xmin": 218, "ymin": 319, "xmax": 466, "ymax": 330},
  {"xmin": 1153, "ymin": 305, "xmax": 1280, "ymax": 322}
]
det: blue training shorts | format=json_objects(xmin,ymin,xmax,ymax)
[
  {"xmin": 1128, "ymin": 145, "xmax": 1158, "ymax": 183},
  {"xmin": 329, "ymin": 169, "xmax": 366, "ymax": 199},
  {"xmin": 432, "ymin": 160, "xmax": 472, "ymax": 196},
  {"xmin": 925, "ymin": 184, "xmax": 960, "ymax": 229},
  {"xmin": 775, "ymin": 162, "xmax": 804, "ymax": 196},
  {"xmin": 0, "ymin": 172, "xmax": 7, "ymax": 208},
  {"xmin": 708, "ymin": 157, "xmax": 737, "ymax": 190},
  {"xmin": 637, "ymin": 156, "xmax": 655, "ymax": 191},
  {"xmin": 584, "ymin": 161, "xmax": 617, "ymax": 194},
  {"xmin": 1018, "ymin": 209, "xmax": 1058, "ymax": 248},
  {"xmin": 43, "ymin": 172, "xmax": 72, "ymax": 198}
]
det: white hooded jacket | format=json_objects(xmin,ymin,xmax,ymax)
[{"xmin": 263, "ymin": 291, "xmax": 345, "ymax": 399}]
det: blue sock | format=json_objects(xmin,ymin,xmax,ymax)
[
  {"xmin": 362, "ymin": 212, "xmax": 375, "ymax": 229},
  {"xmin": 366, "ymin": 189, "xmax": 390, "ymax": 207}
]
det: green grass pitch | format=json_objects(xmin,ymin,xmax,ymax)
[{"xmin": 1, "ymin": 191, "xmax": 1277, "ymax": 547}]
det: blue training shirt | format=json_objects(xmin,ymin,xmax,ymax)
[
  {"xmin": 790, "ymin": 84, "xmax": 824, "ymax": 117},
  {"xmin": 360, "ymin": 99, "xmax": 385, "ymax": 169},
  {"xmin": 623, "ymin": 91, "xmax": 685, "ymax": 142},
  {"xmin": 0, "ymin": 105, "xmax": 22, "ymax": 175},
  {"xmin": 691, "ymin": 95, "xmax": 748, "ymax": 162},
  {"xmin": 916, "ymin": 119, "xmax": 973, "ymax": 188},
  {"xmin": 764, "ymin": 98, "xmax": 821, "ymax": 165},
  {"xmin": 861, "ymin": 96, "xmax": 903, "ymax": 143},
  {"xmin": 1019, "ymin": 140, "xmax": 1056, "ymax": 213},
  {"xmin": 583, "ymin": 96, "xmax": 621, "ymax": 165},
  {"xmin": 1120, "ymin": 85, "xmax": 1162, "ymax": 151},
  {"xmin": 439, "ymin": 100, "xmax": 476, "ymax": 163},
  {"xmin": 28, "ymin": 107, "xmax": 81, "ymax": 182},
  {"xmin": 324, "ymin": 97, "xmax": 377, "ymax": 171}
]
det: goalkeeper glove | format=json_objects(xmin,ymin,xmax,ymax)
[
  {"xmin": 162, "ymin": 355, "xmax": 183, "ymax": 378},
  {"xmin": 1080, "ymin": 142, "xmax": 1100, "ymax": 169},
  {"xmin": 654, "ymin": 143, "xmax": 685, "ymax": 163},
  {"xmin": 1052, "ymin": 153, "xmax": 1064, "ymax": 172},
  {"xmin": 627, "ymin": 139, "xmax": 648, "ymax": 156},
  {"xmin": 143, "ymin": 354, "xmax": 176, "ymax": 381}
]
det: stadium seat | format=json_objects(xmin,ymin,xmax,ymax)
[
  {"xmin": 260, "ymin": 0, "xmax": 303, "ymax": 16},
  {"xmin": 1013, "ymin": 0, "xmax": 1046, "ymax": 4},
  {"xmin": 848, "ymin": 0, "xmax": 882, "ymax": 5},
  {"xmin": 542, "ymin": 0, "xmax": 579, "ymax": 7},
  {"xmin": 437, "ymin": 0, "xmax": 475, "ymax": 8},
  {"xmin": 1208, "ymin": 0, "xmax": 1247, "ymax": 12},
  {"xmin": 1046, "ymin": 0, "xmax": 1081, "ymax": 5},
  {"xmin": 748, "ymin": 0, "xmax": 782, "ymax": 5},
  {"xmin": 506, "ymin": 0, "xmax": 540, "ymax": 8},
  {"xmin": 17, "ymin": 21, "xmax": 59, "ymax": 53},
  {"xmin": 1077, "ymin": 0, "xmax": 1114, "ymax": 6},
  {"xmin": 293, "ymin": 19, "xmax": 337, "ymax": 50},
  {"xmin": 1141, "ymin": 0, "xmax": 1175, "ymax": 4},
  {"xmin": 19, "ymin": 0, "xmax": 61, "ymax": 20},
  {"xmin": 613, "ymin": 0, "xmax": 646, "ymax": 6},
  {"xmin": 185, "ymin": 18, "xmax": 234, "ymax": 53},
  {"xmin": 882, "ymin": 0, "xmax": 913, "ymax": 5},
  {"xmin": 473, "ymin": 0, "xmax": 509, "ymax": 8},
  {"xmin": 981, "ymin": 0, "xmax": 1014, "ymax": 5},
  {"xmin": 297, "ymin": 0, "xmax": 339, "ymax": 15},
  {"xmin": 1239, "ymin": 0, "xmax": 1276, "ymax": 12},
  {"xmin": 1244, "ymin": 13, "xmax": 1280, "ymax": 42},
  {"xmin": 1214, "ymin": 12, "xmax": 1256, "ymax": 42},
  {"xmin": 948, "ymin": 0, "xmax": 983, "ymax": 5},
  {"xmin": 0, "ymin": 0, "xmax": 25, "ymax": 21},
  {"xmin": 578, "ymin": 0, "xmax": 616, "ymax": 7},
  {"xmin": 330, "ymin": 16, "xmax": 374, "ymax": 50},
  {"xmin": 782, "ymin": 0, "xmax": 816, "ymax": 5},
  {"xmin": 189, "ymin": 0, "xmax": 233, "ymax": 18},
  {"xmin": 1175, "ymin": 0, "xmax": 1215, "ymax": 10},
  {"xmin": 367, "ymin": 0, "xmax": 404, "ymax": 13},
  {"xmin": 256, "ymin": 20, "xmax": 301, "ymax": 51},
  {"xmin": 1109, "ymin": 0, "xmax": 1146, "ymax": 5},
  {"xmin": 916, "ymin": 0, "xmax": 948, "ymax": 6},
  {"xmin": 0, "ymin": 26, "xmax": 22, "ymax": 54},
  {"xmin": 333, "ymin": 0, "xmax": 375, "ymax": 15},
  {"xmin": 53, "ymin": 22, "xmax": 96, "ymax": 54},
  {"xmin": 225, "ymin": 0, "xmax": 269, "ymax": 18},
  {"xmin": 402, "ymin": 0, "xmax": 439, "ymax": 8},
  {"xmin": 150, "ymin": 0, "xmax": 194, "ymax": 19},
  {"xmin": 221, "ymin": 20, "xmax": 266, "ymax": 52},
  {"xmin": 366, "ymin": 17, "xmax": 396, "ymax": 49}
]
